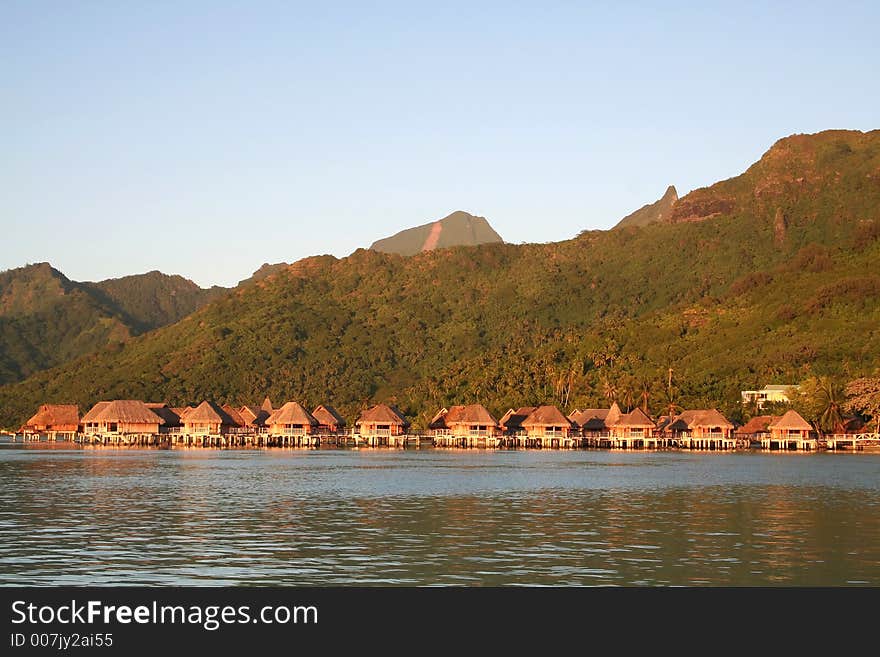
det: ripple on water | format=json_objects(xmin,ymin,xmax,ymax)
[{"xmin": 1, "ymin": 446, "xmax": 880, "ymax": 585}]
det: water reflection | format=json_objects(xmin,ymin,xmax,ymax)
[{"xmin": 1, "ymin": 445, "xmax": 879, "ymax": 585}]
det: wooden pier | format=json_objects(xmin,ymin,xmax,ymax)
[{"xmin": 825, "ymin": 433, "xmax": 880, "ymax": 451}]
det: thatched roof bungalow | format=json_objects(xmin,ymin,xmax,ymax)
[
  {"xmin": 735, "ymin": 415, "xmax": 778, "ymax": 441},
  {"xmin": 81, "ymin": 400, "xmax": 164, "ymax": 435},
  {"xmin": 768, "ymin": 410, "xmax": 814, "ymax": 441},
  {"xmin": 221, "ymin": 405, "xmax": 246, "ymax": 429},
  {"xmin": 239, "ymin": 405, "xmax": 271, "ymax": 429},
  {"xmin": 312, "ymin": 405, "xmax": 347, "ymax": 434},
  {"xmin": 609, "ymin": 407, "xmax": 656, "ymax": 439},
  {"xmin": 355, "ymin": 404, "xmax": 410, "ymax": 437},
  {"xmin": 568, "ymin": 403, "xmax": 622, "ymax": 436},
  {"xmin": 429, "ymin": 404, "xmax": 499, "ymax": 437},
  {"xmin": 183, "ymin": 401, "xmax": 239, "ymax": 435},
  {"xmin": 21, "ymin": 404, "xmax": 79, "ymax": 435},
  {"xmin": 146, "ymin": 403, "xmax": 182, "ymax": 429},
  {"xmin": 267, "ymin": 402, "xmax": 319, "ymax": 436},
  {"xmin": 520, "ymin": 405, "xmax": 574, "ymax": 438},
  {"xmin": 665, "ymin": 409, "xmax": 734, "ymax": 439},
  {"xmin": 499, "ymin": 407, "xmax": 536, "ymax": 435}
]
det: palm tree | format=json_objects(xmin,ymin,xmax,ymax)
[
  {"xmin": 601, "ymin": 376, "xmax": 618, "ymax": 404},
  {"xmin": 639, "ymin": 377, "xmax": 653, "ymax": 413},
  {"xmin": 817, "ymin": 377, "xmax": 845, "ymax": 435}
]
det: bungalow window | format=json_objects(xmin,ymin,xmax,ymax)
[
  {"xmin": 630, "ymin": 428, "xmax": 644, "ymax": 437},
  {"xmin": 108, "ymin": 423, "xmax": 118, "ymax": 433},
  {"xmin": 376, "ymin": 424, "xmax": 391, "ymax": 436},
  {"xmin": 468, "ymin": 425, "xmax": 488, "ymax": 436}
]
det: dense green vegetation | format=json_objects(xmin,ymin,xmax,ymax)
[
  {"xmin": 0, "ymin": 264, "xmax": 223, "ymax": 385},
  {"xmin": 1, "ymin": 129, "xmax": 879, "ymax": 429}
]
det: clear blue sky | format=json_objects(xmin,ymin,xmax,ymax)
[{"xmin": 3, "ymin": 1, "xmax": 878, "ymax": 287}]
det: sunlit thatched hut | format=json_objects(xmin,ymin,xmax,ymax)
[
  {"xmin": 239, "ymin": 405, "xmax": 271, "ymax": 429},
  {"xmin": 183, "ymin": 401, "xmax": 239, "ymax": 435},
  {"xmin": 429, "ymin": 404, "xmax": 499, "ymax": 446},
  {"xmin": 146, "ymin": 403, "xmax": 182, "ymax": 432},
  {"xmin": 312, "ymin": 404, "xmax": 347, "ymax": 434},
  {"xmin": 499, "ymin": 407, "xmax": 536, "ymax": 437},
  {"xmin": 520, "ymin": 405, "xmax": 577, "ymax": 447},
  {"xmin": 568, "ymin": 403, "xmax": 621, "ymax": 438},
  {"xmin": 20, "ymin": 404, "xmax": 79, "ymax": 439},
  {"xmin": 355, "ymin": 404, "xmax": 410, "ymax": 443},
  {"xmin": 267, "ymin": 402, "xmax": 319, "ymax": 437},
  {"xmin": 608, "ymin": 407, "xmax": 657, "ymax": 448},
  {"xmin": 766, "ymin": 410, "xmax": 817, "ymax": 450},
  {"xmin": 81, "ymin": 400, "xmax": 163, "ymax": 435},
  {"xmin": 665, "ymin": 409, "xmax": 736, "ymax": 450}
]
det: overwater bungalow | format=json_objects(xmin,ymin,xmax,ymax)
[
  {"xmin": 20, "ymin": 404, "xmax": 79, "ymax": 440},
  {"xmin": 499, "ymin": 407, "xmax": 536, "ymax": 441},
  {"xmin": 735, "ymin": 415, "xmax": 778, "ymax": 447},
  {"xmin": 238, "ymin": 405, "xmax": 271, "ymax": 430},
  {"xmin": 221, "ymin": 404, "xmax": 247, "ymax": 431},
  {"xmin": 355, "ymin": 404, "xmax": 410, "ymax": 446},
  {"xmin": 568, "ymin": 403, "xmax": 622, "ymax": 440},
  {"xmin": 608, "ymin": 407, "xmax": 658, "ymax": 448},
  {"xmin": 521, "ymin": 405, "xmax": 577, "ymax": 448},
  {"xmin": 81, "ymin": 400, "xmax": 164, "ymax": 441},
  {"xmin": 430, "ymin": 404, "xmax": 500, "ymax": 447},
  {"xmin": 182, "ymin": 401, "xmax": 239, "ymax": 439},
  {"xmin": 312, "ymin": 404, "xmax": 347, "ymax": 435},
  {"xmin": 764, "ymin": 410, "xmax": 817, "ymax": 450},
  {"xmin": 266, "ymin": 402, "xmax": 319, "ymax": 445},
  {"xmin": 666, "ymin": 409, "xmax": 736, "ymax": 450},
  {"xmin": 145, "ymin": 403, "xmax": 182, "ymax": 432}
]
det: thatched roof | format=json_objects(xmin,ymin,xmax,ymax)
[
  {"xmin": 221, "ymin": 404, "xmax": 246, "ymax": 427},
  {"xmin": 356, "ymin": 404, "xmax": 410, "ymax": 427},
  {"xmin": 269, "ymin": 402, "xmax": 318, "ymax": 426},
  {"xmin": 430, "ymin": 404, "xmax": 498, "ymax": 429},
  {"xmin": 261, "ymin": 397, "xmax": 273, "ymax": 412},
  {"xmin": 613, "ymin": 407, "xmax": 656, "ymax": 428},
  {"xmin": 87, "ymin": 400, "xmax": 164, "ymax": 424},
  {"xmin": 769, "ymin": 410, "xmax": 813, "ymax": 431},
  {"xmin": 667, "ymin": 409, "xmax": 734, "ymax": 432},
  {"xmin": 145, "ymin": 403, "xmax": 182, "ymax": 427},
  {"xmin": 606, "ymin": 402, "xmax": 622, "ymax": 426},
  {"xmin": 736, "ymin": 415, "xmax": 779, "ymax": 435},
  {"xmin": 24, "ymin": 404, "xmax": 79, "ymax": 428},
  {"xmin": 239, "ymin": 405, "xmax": 271, "ymax": 426},
  {"xmin": 82, "ymin": 401, "xmax": 111, "ymax": 423},
  {"xmin": 185, "ymin": 401, "xmax": 238, "ymax": 426},
  {"xmin": 499, "ymin": 407, "xmax": 536, "ymax": 431},
  {"xmin": 312, "ymin": 404, "xmax": 347, "ymax": 427},
  {"xmin": 568, "ymin": 408, "xmax": 611, "ymax": 430},
  {"xmin": 521, "ymin": 405, "xmax": 573, "ymax": 428},
  {"xmin": 173, "ymin": 406, "xmax": 195, "ymax": 420}
]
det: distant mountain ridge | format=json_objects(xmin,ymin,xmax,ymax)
[
  {"xmin": 2, "ymin": 129, "xmax": 879, "ymax": 431},
  {"xmin": 370, "ymin": 211, "xmax": 504, "ymax": 256},
  {"xmin": 0, "ymin": 263, "xmax": 224, "ymax": 384},
  {"xmin": 614, "ymin": 185, "xmax": 679, "ymax": 229}
]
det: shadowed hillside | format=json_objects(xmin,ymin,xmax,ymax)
[{"xmin": 0, "ymin": 264, "xmax": 225, "ymax": 384}]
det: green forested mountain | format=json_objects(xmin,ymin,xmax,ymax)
[
  {"xmin": 0, "ymin": 264, "xmax": 224, "ymax": 385},
  {"xmin": 1, "ymin": 129, "xmax": 879, "ymax": 429}
]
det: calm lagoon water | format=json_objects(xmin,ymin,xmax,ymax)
[{"xmin": 1, "ymin": 443, "xmax": 879, "ymax": 586}]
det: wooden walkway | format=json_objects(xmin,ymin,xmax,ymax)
[{"xmin": 7, "ymin": 431, "xmax": 880, "ymax": 452}]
